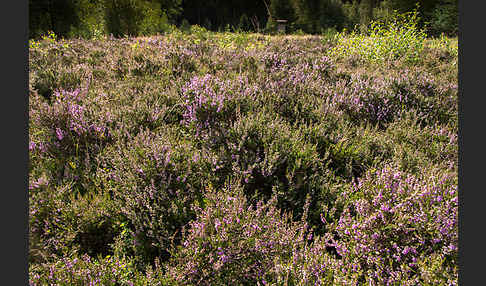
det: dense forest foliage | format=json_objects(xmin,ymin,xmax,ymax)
[{"xmin": 29, "ymin": 0, "xmax": 457, "ymax": 38}]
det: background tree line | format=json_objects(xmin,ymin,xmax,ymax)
[{"xmin": 29, "ymin": 0, "xmax": 458, "ymax": 39}]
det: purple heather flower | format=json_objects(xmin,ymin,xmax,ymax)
[
  {"xmin": 55, "ymin": 128, "xmax": 64, "ymax": 140},
  {"xmin": 215, "ymin": 219, "xmax": 221, "ymax": 231}
]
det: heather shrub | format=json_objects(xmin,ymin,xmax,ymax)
[
  {"xmin": 273, "ymin": 164, "xmax": 457, "ymax": 285},
  {"xmin": 328, "ymin": 164, "xmax": 457, "ymax": 285},
  {"xmin": 68, "ymin": 190, "xmax": 122, "ymax": 258},
  {"xmin": 29, "ymin": 174, "xmax": 123, "ymax": 266},
  {"xmin": 323, "ymin": 112, "xmax": 414, "ymax": 177},
  {"xmin": 166, "ymin": 182, "xmax": 310, "ymax": 285},
  {"xmin": 422, "ymin": 35, "xmax": 458, "ymax": 79},
  {"xmin": 101, "ymin": 83, "xmax": 178, "ymax": 139},
  {"xmin": 426, "ymin": 34, "xmax": 457, "ymax": 61},
  {"xmin": 31, "ymin": 66, "xmax": 86, "ymax": 101},
  {"xmin": 221, "ymin": 112, "xmax": 373, "ymax": 232},
  {"xmin": 29, "ymin": 88, "xmax": 112, "ymax": 195},
  {"xmin": 273, "ymin": 234, "xmax": 345, "ymax": 285},
  {"xmin": 28, "ymin": 31, "xmax": 457, "ymax": 284},
  {"xmin": 328, "ymin": 69, "xmax": 457, "ymax": 128},
  {"xmin": 29, "ymin": 254, "xmax": 168, "ymax": 286},
  {"xmin": 384, "ymin": 115, "xmax": 458, "ymax": 173},
  {"xmin": 29, "ymin": 178, "xmax": 75, "ymax": 263},
  {"xmin": 29, "ymin": 36, "xmax": 87, "ymax": 92},
  {"xmin": 180, "ymin": 74, "xmax": 257, "ymax": 143},
  {"xmin": 323, "ymin": 112, "xmax": 457, "ymax": 178},
  {"xmin": 129, "ymin": 51, "xmax": 165, "ymax": 78},
  {"xmin": 229, "ymin": 50, "xmax": 260, "ymax": 76},
  {"xmin": 330, "ymin": 73, "xmax": 402, "ymax": 126},
  {"xmin": 166, "ymin": 47, "xmax": 198, "ymax": 79},
  {"xmin": 257, "ymin": 55, "xmax": 334, "ymax": 124},
  {"xmin": 220, "ymin": 113, "xmax": 336, "ymax": 223},
  {"xmin": 98, "ymin": 129, "xmax": 207, "ymax": 265}
]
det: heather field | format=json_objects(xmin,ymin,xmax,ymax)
[{"xmin": 29, "ymin": 22, "xmax": 458, "ymax": 285}]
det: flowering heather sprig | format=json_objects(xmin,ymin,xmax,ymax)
[
  {"xmin": 28, "ymin": 254, "xmax": 160, "ymax": 286},
  {"xmin": 29, "ymin": 176, "xmax": 49, "ymax": 191},
  {"xmin": 326, "ymin": 164, "xmax": 457, "ymax": 284},
  {"xmin": 272, "ymin": 164, "xmax": 457, "ymax": 285},
  {"xmin": 328, "ymin": 68, "xmax": 456, "ymax": 128},
  {"xmin": 181, "ymin": 74, "xmax": 256, "ymax": 139},
  {"xmin": 330, "ymin": 73, "xmax": 406, "ymax": 125},
  {"xmin": 29, "ymin": 141, "xmax": 48, "ymax": 154},
  {"xmin": 100, "ymin": 130, "xmax": 205, "ymax": 264},
  {"xmin": 166, "ymin": 183, "xmax": 309, "ymax": 285},
  {"xmin": 33, "ymin": 88, "xmax": 110, "ymax": 158}
]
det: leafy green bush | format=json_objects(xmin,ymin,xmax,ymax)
[
  {"xmin": 330, "ymin": 9, "xmax": 427, "ymax": 63},
  {"xmin": 104, "ymin": 0, "xmax": 169, "ymax": 37},
  {"xmin": 138, "ymin": 4, "xmax": 172, "ymax": 36},
  {"xmin": 428, "ymin": 0, "xmax": 458, "ymax": 37},
  {"xmin": 66, "ymin": 0, "xmax": 107, "ymax": 39}
]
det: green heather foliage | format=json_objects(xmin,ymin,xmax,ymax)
[{"xmin": 29, "ymin": 27, "xmax": 457, "ymax": 284}]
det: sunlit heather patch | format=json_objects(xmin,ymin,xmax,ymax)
[
  {"xmin": 28, "ymin": 30, "xmax": 457, "ymax": 285},
  {"xmin": 166, "ymin": 184, "xmax": 310, "ymax": 285},
  {"xmin": 328, "ymin": 164, "xmax": 457, "ymax": 284}
]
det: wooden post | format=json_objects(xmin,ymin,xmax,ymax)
[{"xmin": 276, "ymin": 19, "xmax": 288, "ymax": 34}]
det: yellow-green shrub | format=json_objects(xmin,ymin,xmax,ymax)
[{"xmin": 330, "ymin": 10, "xmax": 427, "ymax": 64}]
